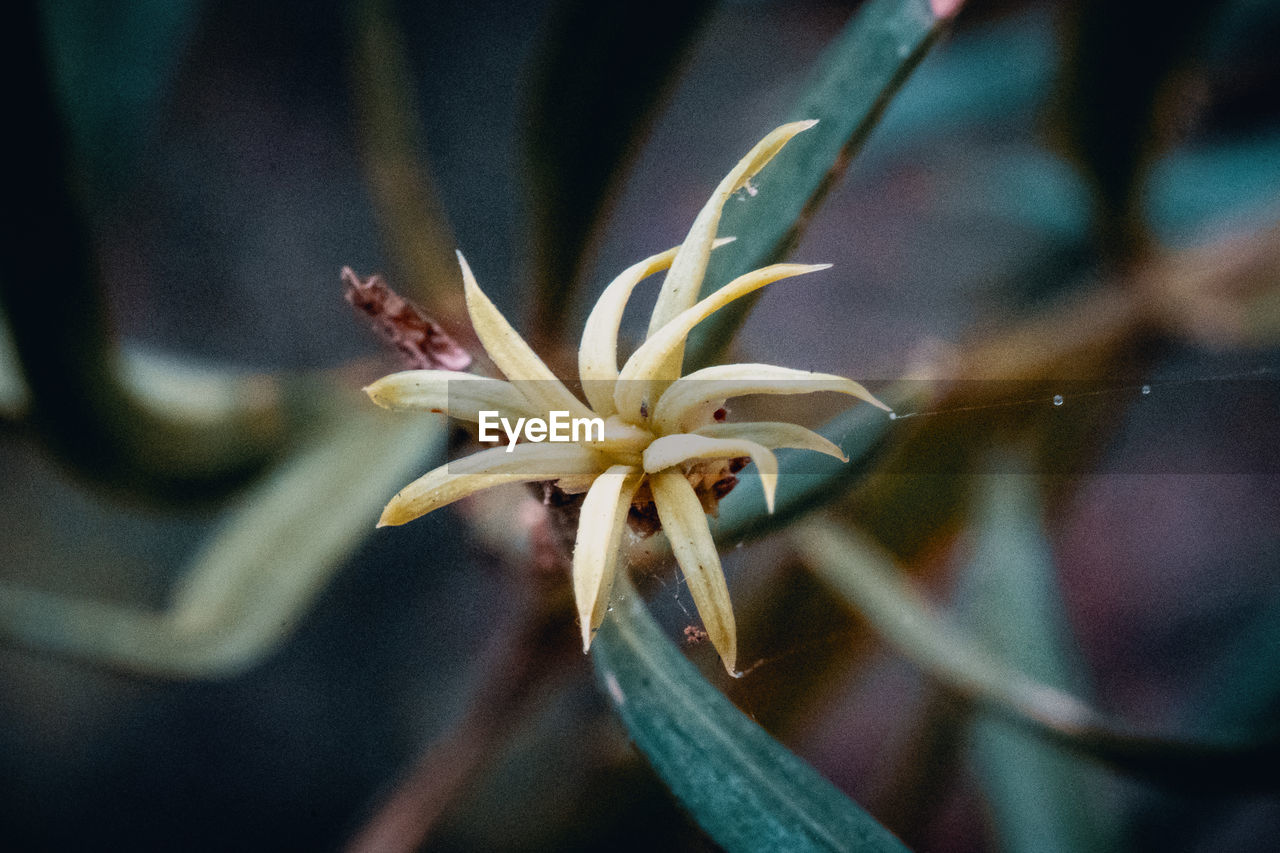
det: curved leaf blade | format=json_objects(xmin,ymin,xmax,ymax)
[
  {"xmin": 592, "ymin": 577, "xmax": 909, "ymax": 853},
  {"xmin": 524, "ymin": 0, "xmax": 716, "ymax": 342},
  {"xmin": 952, "ymin": 469, "xmax": 1115, "ymax": 853},
  {"xmin": 687, "ymin": 0, "xmax": 961, "ymax": 367}
]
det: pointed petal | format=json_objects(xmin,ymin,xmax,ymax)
[
  {"xmin": 614, "ymin": 263, "xmax": 829, "ymax": 423},
  {"xmin": 377, "ymin": 443, "xmax": 605, "ymax": 527},
  {"xmin": 645, "ymin": 121, "xmax": 817, "ymax": 377},
  {"xmin": 573, "ymin": 465, "xmax": 643, "ymax": 651},
  {"xmin": 364, "ymin": 370, "xmax": 539, "ymax": 422},
  {"xmin": 643, "ymin": 434, "xmax": 778, "ymax": 513},
  {"xmin": 590, "ymin": 415, "xmax": 653, "ymax": 463},
  {"xmin": 457, "ymin": 251, "xmax": 594, "ymax": 419},
  {"xmin": 652, "ymin": 363, "xmax": 891, "ymax": 435},
  {"xmin": 694, "ymin": 421, "xmax": 847, "ymax": 462},
  {"xmin": 578, "ymin": 239, "xmax": 735, "ymax": 416},
  {"xmin": 651, "ymin": 468, "xmax": 738, "ymax": 676}
]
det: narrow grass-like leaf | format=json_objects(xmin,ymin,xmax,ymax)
[
  {"xmin": 8, "ymin": 8, "xmax": 285, "ymax": 499},
  {"xmin": 524, "ymin": 0, "xmax": 715, "ymax": 343},
  {"xmin": 39, "ymin": 0, "xmax": 200, "ymax": 193},
  {"xmin": 953, "ymin": 469, "xmax": 1116, "ymax": 853},
  {"xmin": 349, "ymin": 0, "xmax": 465, "ymax": 317},
  {"xmin": 0, "ymin": 397, "xmax": 444, "ymax": 678},
  {"xmin": 686, "ymin": 0, "xmax": 961, "ymax": 368},
  {"xmin": 592, "ymin": 576, "xmax": 910, "ymax": 853},
  {"xmin": 793, "ymin": 517, "xmax": 1280, "ymax": 787}
]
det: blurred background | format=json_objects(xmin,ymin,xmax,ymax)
[{"xmin": 2, "ymin": 0, "xmax": 1278, "ymax": 849}]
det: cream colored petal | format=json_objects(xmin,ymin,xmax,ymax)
[
  {"xmin": 457, "ymin": 251, "xmax": 594, "ymax": 420},
  {"xmin": 591, "ymin": 415, "xmax": 654, "ymax": 462},
  {"xmin": 614, "ymin": 263, "xmax": 829, "ymax": 423},
  {"xmin": 578, "ymin": 238, "xmax": 734, "ymax": 416},
  {"xmin": 645, "ymin": 121, "xmax": 817, "ymax": 377},
  {"xmin": 651, "ymin": 468, "xmax": 738, "ymax": 676},
  {"xmin": 643, "ymin": 433, "xmax": 777, "ymax": 513},
  {"xmin": 363, "ymin": 370, "xmax": 539, "ymax": 422},
  {"xmin": 573, "ymin": 465, "xmax": 643, "ymax": 652},
  {"xmin": 693, "ymin": 421, "xmax": 847, "ymax": 462},
  {"xmin": 652, "ymin": 363, "xmax": 891, "ymax": 435},
  {"xmin": 377, "ymin": 443, "xmax": 605, "ymax": 527}
]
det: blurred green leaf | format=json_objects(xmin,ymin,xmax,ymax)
[
  {"xmin": 793, "ymin": 516, "xmax": 1279, "ymax": 789},
  {"xmin": 1189, "ymin": 588, "xmax": 1280, "ymax": 745},
  {"xmin": 10, "ymin": 0, "xmax": 285, "ymax": 500},
  {"xmin": 0, "ymin": 306, "xmax": 29, "ymax": 419},
  {"xmin": 592, "ymin": 576, "xmax": 909, "ymax": 853},
  {"xmin": 1052, "ymin": 0, "xmax": 1225, "ymax": 259},
  {"xmin": 0, "ymin": 398, "xmax": 444, "ymax": 678},
  {"xmin": 687, "ymin": 0, "xmax": 960, "ymax": 368},
  {"xmin": 954, "ymin": 468, "xmax": 1116, "ymax": 853},
  {"xmin": 349, "ymin": 0, "xmax": 466, "ymax": 319},
  {"xmin": 38, "ymin": 0, "xmax": 202, "ymax": 193},
  {"xmin": 524, "ymin": 0, "xmax": 715, "ymax": 345},
  {"xmin": 864, "ymin": 6, "xmax": 1054, "ymax": 158},
  {"xmin": 1146, "ymin": 133, "xmax": 1280, "ymax": 243}
]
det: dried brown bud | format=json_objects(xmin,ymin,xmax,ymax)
[{"xmin": 342, "ymin": 267, "xmax": 472, "ymax": 371}]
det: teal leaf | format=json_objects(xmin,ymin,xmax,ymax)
[
  {"xmin": 592, "ymin": 576, "xmax": 910, "ymax": 853},
  {"xmin": 955, "ymin": 468, "xmax": 1117, "ymax": 853},
  {"xmin": 686, "ymin": 0, "xmax": 960, "ymax": 367},
  {"xmin": 793, "ymin": 515, "xmax": 1277, "ymax": 789},
  {"xmin": 38, "ymin": 0, "xmax": 203, "ymax": 192},
  {"xmin": 524, "ymin": 0, "xmax": 716, "ymax": 342},
  {"xmin": 0, "ymin": 399, "xmax": 443, "ymax": 678}
]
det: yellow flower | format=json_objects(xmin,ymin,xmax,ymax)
[{"xmin": 365, "ymin": 121, "xmax": 889, "ymax": 675}]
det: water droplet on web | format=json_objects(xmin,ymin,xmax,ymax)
[
  {"xmin": 1141, "ymin": 385, "xmax": 1151, "ymax": 395},
  {"xmin": 1052, "ymin": 394, "xmax": 1064, "ymax": 406},
  {"xmin": 888, "ymin": 412, "xmax": 897, "ymax": 420}
]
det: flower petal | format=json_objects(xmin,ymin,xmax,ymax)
[
  {"xmin": 591, "ymin": 415, "xmax": 653, "ymax": 463},
  {"xmin": 693, "ymin": 421, "xmax": 847, "ymax": 462},
  {"xmin": 643, "ymin": 433, "xmax": 778, "ymax": 513},
  {"xmin": 645, "ymin": 121, "xmax": 817, "ymax": 373},
  {"xmin": 652, "ymin": 363, "xmax": 891, "ymax": 435},
  {"xmin": 364, "ymin": 370, "xmax": 539, "ymax": 422},
  {"xmin": 651, "ymin": 468, "xmax": 738, "ymax": 676},
  {"xmin": 578, "ymin": 238, "xmax": 734, "ymax": 416},
  {"xmin": 573, "ymin": 465, "xmax": 643, "ymax": 652},
  {"xmin": 457, "ymin": 251, "xmax": 594, "ymax": 419},
  {"xmin": 614, "ymin": 263, "xmax": 830, "ymax": 423},
  {"xmin": 377, "ymin": 443, "xmax": 606, "ymax": 527}
]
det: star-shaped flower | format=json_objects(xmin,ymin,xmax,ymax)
[{"xmin": 365, "ymin": 121, "xmax": 889, "ymax": 675}]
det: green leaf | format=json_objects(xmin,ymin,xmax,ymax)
[
  {"xmin": 11, "ymin": 2, "xmax": 285, "ymax": 500},
  {"xmin": 38, "ymin": 0, "xmax": 202, "ymax": 192},
  {"xmin": 349, "ymin": 0, "xmax": 466, "ymax": 318},
  {"xmin": 0, "ymin": 396, "xmax": 444, "ymax": 678},
  {"xmin": 592, "ymin": 576, "xmax": 910, "ymax": 853},
  {"xmin": 793, "ymin": 516, "xmax": 1278, "ymax": 788},
  {"xmin": 524, "ymin": 0, "xmax": 716, "ymax": 344},
  {"xmin": 686, "ymin": 0, "xmax": 960, "ymax": 368},
  {"xmin": 954, "ymin": 469, "xmax": 1117, "ymax": 853},
  {"xmin": 1051, "ymin": 0, "xmax": 1225, "ymax": 258},
  {"xmin": 1195, "ymin": 593, "xmax": 1280, "ymax": 739}
]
